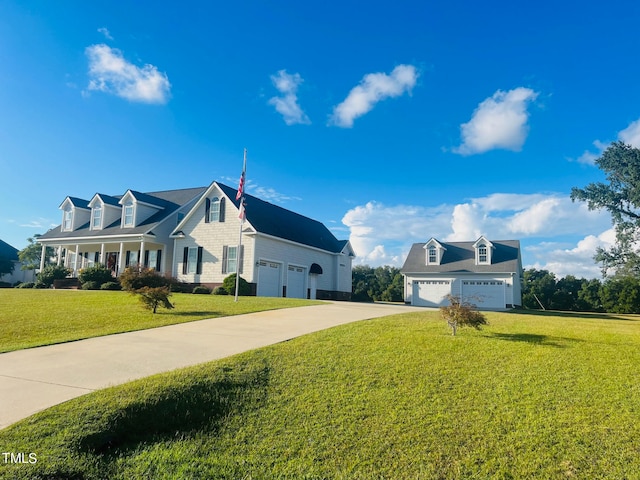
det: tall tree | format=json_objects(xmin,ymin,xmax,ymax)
[
  {"xmin": 571, "ymin": 141, "xmax": 640, "ymax": 276},
  {"xmin": 18, "ymin": 235, "xmax": 54, "ymax": 275}
]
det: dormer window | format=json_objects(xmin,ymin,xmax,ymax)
[
  {"xmin": 424, "ymin": 238, "xmax": 445, "ymax": 265},
  {"xmin": 92, "ymin": 205, "xmax": 102, "ymax": 229},
  {"xmin": 478, "ymin": 244, "xmax": 488, "ymax": 263},
  {"xmin": 63, "ymin": 208, "xmax": 73, "ymax": 231},
  {"xmin": 123, "ymin": 202, "xmax": 134, "ymax": 227},
  {"xmin": 428, "ymin": 245, "xmax": 437, "ymax": 263},
  {"xmin": 473, "ymin": 236, "xmax": 494, "ymax": 265}
]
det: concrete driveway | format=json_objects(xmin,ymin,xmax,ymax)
[{"xmin": 0, "ymin": 301, "xmax": 425, "ymax": 430}]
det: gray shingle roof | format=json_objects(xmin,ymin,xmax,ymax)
[
  {"xmin": 40, "ymin": 187, "xmax": 207, "ymax": 241},
  {"xmin": 401, "ymin": 239, "xmax": 521, "ymax": 274},
  {"xmin": 0, "ymin": 239, "xmax": 19, "ymax": 261}
]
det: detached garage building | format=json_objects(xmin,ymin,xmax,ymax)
[{"xmin": 401, "ymin": 236, "xmax": 522, "ymax": 310}]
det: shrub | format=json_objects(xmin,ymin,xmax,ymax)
[
  {"xmin": 136, "ymin": 286, "xmax": 174, "ymax": 314},
  {"xmin": 119, "ymin": 267, "xmax": 170, "ymax": 292},
  {"xmin": 101, "ymin": 281, "xmax": 121, "ymax": 291},
  {"xmin": 222, "ymin": 274, "xmax": 251, "ymax": 296},
  {"xmin": 213, "ymin": 286, "xmax": 228, "ymax": 295},
  {"xmin": 78, "ymin": 265, "xmax": 113, "ymax": 285},
  {"xmin": 440, "ymin": 294, "xmax": 488, "ymax": 336},
  {"xmin": 192, "ymin": 286, "xmax": 211, "ymax": 294},
  {"xmin": 16, "ymin": 282, "xmax": 35, "ymax": 289},
  {"xmin": 81, "ymin": 281, "xmax": 100, "ymax": 290},
  {"xmin": 36, "ymin": 265, "xmax": 71, "ymax": 288},
  {"xmin": 0, "ymin": 281, "xmax": 11, "ymax": 288}
]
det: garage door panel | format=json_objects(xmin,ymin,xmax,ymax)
[
  {"xmin": 413, "ymin": 280, "xmax": 451, "ymax": 307},
  {"xmin": 462, "ymin": 280, "xmax": 504, "ymax": 309},
  {"xmin": 287, "ymin": 266, "xmax": 306, "ymax": 299},
  {"xmin": 257, "ymin": 261, "xmax": 281, "ymax": 297}
]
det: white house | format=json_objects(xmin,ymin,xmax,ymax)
[
  {"xmin": 401, "ymin": 236, "xmax": 522, "ymax": 310},
  {"xmin": 37, "ymin": 181, "xmax": 354, "ymax": 300}
]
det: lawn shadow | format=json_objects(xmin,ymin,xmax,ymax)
[
  {"xmin": 506, "ymin": 309, "xmax": 639, "ymax": 322},
  {"xmin": 485, "ymin": 332, "xmax": 584, "ymax": 348},
  {"xmin": 76, "ymin": 360, "xmax": 270, "ymax": 457},
  {"xmin": 165, "ymin": 310, "xmax": 221, "ymax": 317}
]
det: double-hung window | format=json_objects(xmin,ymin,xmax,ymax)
[
  {"xmin": 92, "ymin": 206, "xmax": 102, "ymax": 229},
  {"xmin": 428, "ymin": 245, "xmax": 437, "ymax": 264},
  {"xmin": 63, "ymin": 208, "xmax": 73, "ymax": 231},
  {"xmin": 123, "ymin": 203, "xmax": 134, "ymax": 227},
  {"xmin": 478, "ymin": 244, "xmax": 488, "ymax": 263}
]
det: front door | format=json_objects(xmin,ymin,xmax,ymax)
[{"xmin": 106, "ymin": 252, "xmax": 119, "ymax": 274}]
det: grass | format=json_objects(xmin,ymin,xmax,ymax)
[
  {"xmin": 0, "ymin": 289, "xmax": 321, "ymax": 353},
  {"xmin": 1, "ymin": 309, "xmax": 639, "ymax": 479}
]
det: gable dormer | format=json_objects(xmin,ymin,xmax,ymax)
[
  {"xmin": 119, "ymin": 190, "xmax": 164, "ymax": 228},
  {"xmin": 473, "ymin": 236, "xmax": 494, "ymax": 265},
  {"xmin": 88, "ymin": 194, "xmax": 122, "ymax": 230},
  {"xmin": 59, "ymin": 197, "xmax": 91, "ymax": 232},
  {"xmin": 423, "ymin": 238, "xmax": 446, "ymax": 265}
]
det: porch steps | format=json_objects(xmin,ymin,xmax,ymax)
[{"xmin": 53, "ymin": 278, "xmax": 81, "ymax": 289}]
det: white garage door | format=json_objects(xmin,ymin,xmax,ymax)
[
  {"xmin": 462, "ymin": 280, "xmax": 505, "ymax": 309},
  {"xmin": 257, "ymin": 261, "xmax": 281, "ymax": 297},
  {"xmin": 287, "ymin": 266, "xmax": 306, "ymax": 299},
  {"xmin": 413, "ymin": 280, "xmax": 452, "ymax": 307}
]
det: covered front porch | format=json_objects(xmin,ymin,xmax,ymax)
[{"xmin": 39, "ymin": 235, "xmax": 169, "ymax": 278}]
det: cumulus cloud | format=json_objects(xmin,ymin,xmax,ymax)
[
  {"xmin": 268, "ymin": 70, "xmax": 310, "ymax": 125},
  {"xmin": 341, "ymin": 192, "xmax": 612, "ymax": 276},
  {"xmin": 618, "ymin": 119, "xmax": 640, "ymax": 147},
  {"xmin": 526, "ymin": 229, "xmax": 615, "ymax": 278},
  {"xmin": 572, "ymin": 118, "xmax": 640, "ymax": 166},
  {"xmin": 329, "ymin": 64, "xmax": 418, "ymax": 128},
  {"xmin": 454, "ymin": 87, "xmax": 539, "ymax": 155},
  {"xmin": 85, "ymin": 44, "xmax": 171, "ymax": 104}
]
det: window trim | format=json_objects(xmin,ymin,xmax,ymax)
[
  {"xmin": 91, "ymin": 205, "xmax": 102, "ymax": 230},
  {"xmin": 123, "ymin": 203, "xmax": 134, "ymax": 227},
  {"xmin": 63, "ymin": 208, "xmax": 73, "ymax": 231}
]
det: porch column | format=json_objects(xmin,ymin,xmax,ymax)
[
  {"xmin": 39, "ymin": 244, "xmax": 46, "ymax": 272},
  {"xmin": 160, "ymin": 247, "xmax": 166, "ymax": 275},
  {"xmin": 140, "ymin": 239, "xmax": 146, "ymax": 270},
  {"xmin": 57, "ymin": 246, "xmax": 62, "ymax": 266},
  {"xmin": 74, "ymin": 244, "xmax": 80, "ymax": 276},
  {"xmin": 118, "ymin": 242, "xmax": 124, "ymax": 276}
]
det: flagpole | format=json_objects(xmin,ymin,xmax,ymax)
[{"xmin": 234, "ymin": 148, "xmax": 247, "ymax": 302}]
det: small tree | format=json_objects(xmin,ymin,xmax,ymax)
[
  {"xmin": 136, "ymin": 286, "xmax": 174, "ymax": 314},
  {"xmin": 440, "ymin": 294, "xmax": 488, "ymax": 336}
]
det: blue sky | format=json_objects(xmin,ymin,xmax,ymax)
[{"xmin": 2, "ymin": 0, "xmax": 638, "ymax": 278}]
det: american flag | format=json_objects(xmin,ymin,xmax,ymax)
[{"xmin": 236, "ymin": 149, "xmax": 246, "ymax": 201}]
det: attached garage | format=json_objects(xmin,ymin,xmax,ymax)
[
  {"xmin": 461, "ymin": 280, "xmax": 505, "ymax": 310},
  {"xmin": 412, "ymin": 280, "xmax": 452, "ymax": 307},
  {"xmin": 286, "ymin": 265, "xmax": 306, "ymax": 299},
  {"xmin": 257, "ymin": 261, "xmax": 281, "ymax": 297}
]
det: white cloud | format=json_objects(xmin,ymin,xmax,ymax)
[
  {"xmin": 526, "ymin": 229, "xmax": 615, "ymax": 278},
  {"xmin": 268, "ymin": 70, "xmax": 310, "ymax": 125},
  {"xmin": 454, "ymin": 87, "xmax": 539, "ymax": 155},
  {"xmin": 329, "ymin": 64, "xmax": 418, "ymax": 128},
  {"xmin": 97, "ymin": 27, "xmax": 114, "ymax": 40},
  {"xmin": 618, "ymin": 119, "xmax": 640, "ymax": 147},
  {"xmin": 85, "ymin": 44, "xmax": 171, "ymax": 104},
  {"xmin": 341, "ymin": 193, "xmax": 612, "ymax": 277}
]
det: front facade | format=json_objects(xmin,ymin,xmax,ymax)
[
  {"xmin": 0, "ymin": 239, "xmax": 30, "ymax": 285},
  {"xmin": 38, "ymin": 182, "xmax": 354, "ymax": 300},
  {"xmin": 401, "ymin": 236, "xmax": 522, "ymax": 310}
]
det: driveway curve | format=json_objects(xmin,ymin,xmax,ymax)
[{"xmin": 0, "ymin": 301, "xmax": 425, "ymax": 429}]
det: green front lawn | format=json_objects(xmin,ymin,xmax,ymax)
[
  {"xmin": 0, "ymin": 289, "xmax": 321, "ymax": 353},
  {"xmin": 1, "ymin": 310, "xmax": 639, "ymax": 479}
]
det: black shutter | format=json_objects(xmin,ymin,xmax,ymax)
[
  {"xmin": 196, "ymin": 247, "xmax": 203, "ymax": 274},
  {"xmin": 156, "ymin": 250, "xmax": 162, "ymax": 271},
  {"xmin": 221, "ymin": 246, "xmax": 228, "ymax": 274},
  {"xmin": 205, "ymin": 198, "xmax": 211, "ymax": 223},
  {"xmin": 94, "ymin": 252, "xmax": 99, "ymax": 263},
  {"xmin": 144, "ymin": 250, "xmax": 149, "ymax": 268},
  {"xmin": 182, "ymin": 247, "xmax": 188, "ymax": 274},
  {"xmin": 219, "ymin": 197, "xmax": 225, "ymax": 222},
  {"xmin": 125, "ymin": 251, "xmax": 131, "ymax": 267},
  {"xmin": 239, "ymin": 245, "xmax": 244, "ymax": 274}
]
